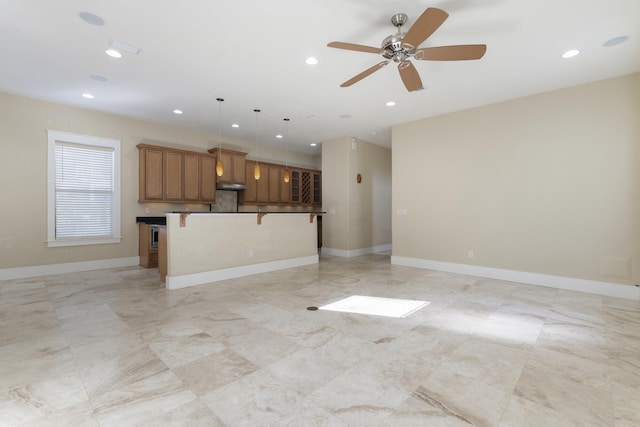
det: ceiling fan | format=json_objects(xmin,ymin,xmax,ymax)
[{"xmin": 327, "ymin": 7, "xmax": 487, "ymax": 92}]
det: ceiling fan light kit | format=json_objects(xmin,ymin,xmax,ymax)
[{"xmin": 328, "ymin": 7, "xmax": 487, "ymax": 92}]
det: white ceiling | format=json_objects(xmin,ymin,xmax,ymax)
[{"xmin": 1, "ymin": 0, "xmax": 638, "ymax": 155}]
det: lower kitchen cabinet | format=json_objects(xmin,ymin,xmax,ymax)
[{"xmin": 139, "ymin": 224, "xmax": 158, "ymax": 268}]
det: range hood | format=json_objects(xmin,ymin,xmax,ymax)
[{"xmin": 216, "ymin": 182, "xmax": 247, "ymax": 190}]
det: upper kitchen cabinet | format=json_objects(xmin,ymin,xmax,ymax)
[
  {"xmin": 291, "ymin": 168, "xmax": 321, "ymax": 206},
  {"xmin": 139, "ymin": 145, "xmax": 164, "ymax": 201},
  {"xmin": 137, "ymin": 144, "xmax": 217, "ymax": 203},
  {"xmin": 241, "ymin": 160, "xmax": 270, "ymax": 204},
  {"xmin": 207, "ymin": 148, "xmax": 247, "ymax": 186},
  {"xmin": 240, "ymin": 160, "xmax": 321, "ymax": 206}
]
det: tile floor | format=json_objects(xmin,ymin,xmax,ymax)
[{"xmin": 1, "ymin": 253, "xmax": 639, "ymax": 426}]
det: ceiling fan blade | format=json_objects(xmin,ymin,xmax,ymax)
[
  {"xmin": 402, "ymin": 7, "xmax": 449, "ymax": 50},
  {"xmin": 398, "ymin": 61, "xmax": 423, "ymax": 92},
  {"xmin": 327, "ymin": 41, "xmax": 382, "ymax": 54},
  {"xmin": 415, "ymin": 44, "xmax": 487, "ymax": 61},
  {"xmin": 340, "ymin": 61, "xmax": 390, "ymax": 87}
]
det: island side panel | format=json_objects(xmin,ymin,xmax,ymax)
[{"xmin": 166, "ymin": 214, "xmax": 317, "ymax": 278}]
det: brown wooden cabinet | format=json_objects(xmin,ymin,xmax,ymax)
[
  {"xmin": 199, "ymin": 155, "xmax": 217, "ymax": 201},
  {"xmin": 183, "ymin": 153, "xmax": 199, "ymax": 201},
  {"xmin": 242, "ymin": 161, "xmax": 257, "ymax": 203},
  {"xmin": 290, "ymin": 169, "xmax": 321, "ymax": 206},
  {"xmin": 138, "ymin": 144, "xmax": 217, "ymax": 203},
  {"xmin": 163, "ymin": 151, "xmax": 184, "ymax": 201},
  {"xmin": 280, "ymin": 167, "xmax": 291, "ymax": 203},
  {"xmin": 268, "ymin": 165, "xmax": 281, "ymax": 203},
  {"xmin": 241, "ymin": 160, "xmax": 270, "ymax": 204},
  {"xmin": 139, "ymin": 146, "xmax": 164, "ymax": 201},
  {"xmin": 139, "ymin": 223, "xmax": 158, "ymax": 268},
  {"xmin": 240, "ymin": 161, "xmax": 320, "ymax": 206},
  {"xmin": 207, "ymin": 148, "xmax": 247, "ymax": 185}
]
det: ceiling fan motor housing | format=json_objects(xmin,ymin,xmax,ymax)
[{"xmin": 382, "ymin": 33, "xmax": 414, "ymax": 62}]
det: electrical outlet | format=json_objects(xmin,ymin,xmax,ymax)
[
  {"xmin": 468, "ymin": 250, "xmax": 474, "ymax": 258},
  {"xmin": 248, "ymin": 249, "xmax": 254, "ymax": 258},
  {"xmin": 144, "ymin": 207, "xmax": 150, "ymax": 214}
]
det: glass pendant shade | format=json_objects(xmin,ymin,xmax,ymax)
[
  {"xmin": 254, "ymin": 163, "xmax": 261, "ymax": 180},
  {"xmin": 216, "ymin": 158, "xmax": 224, "ymax": 176},
  {"xmin": 283, "ymin": 168, "xmax": 290, "ymax": 183}
]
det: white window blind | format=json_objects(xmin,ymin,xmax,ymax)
[{"xmin": 47, "ymin": 130, "xmax": 121, "ymax": 247}]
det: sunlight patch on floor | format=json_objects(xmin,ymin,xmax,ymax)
[{"xmin": 319, "ymin": 295, "xmax": 429, "ymax": 318}]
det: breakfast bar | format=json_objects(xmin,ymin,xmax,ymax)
[{"xmin": 159, "ymin": 212, "xmax": 320, "ymax": 290}]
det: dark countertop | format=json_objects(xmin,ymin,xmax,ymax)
[
  {"xmin": 136, "ymin": 216, "xmax": 166, "ymax": 225},
  {"xmin": 137, "ymin": 212, "xmax": 324, "ymax": 225}
]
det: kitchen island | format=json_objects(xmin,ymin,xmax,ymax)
[{"xmin": 159, "ymin": 212, "xmax": 320, "ymax": 290}]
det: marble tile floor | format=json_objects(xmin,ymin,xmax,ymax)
[{"xmin": 1, "ymin": 253, "xmax": 639, "ymax": 426}]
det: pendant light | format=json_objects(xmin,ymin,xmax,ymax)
[
  {"xmin": 215, "ymin": 98, "xmax": 224, "ymax": 177},
  {"xmin": 283, "ymin": 118, "xmax": 290, "ymax": 183},
  {"xmin": 253, "ymin": 109, "xmax": 261, "ymax": 180}
]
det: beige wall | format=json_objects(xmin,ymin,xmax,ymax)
[
  {"xmin": 393, "ymin": 73, "xmax": 640, "ymax": 285},
  {"xmin": 322, "ymin": 136, "xmax": 392, "ymax": 253},
  {"xmin": 321, "ymin": 137, "xmax": 350, "ymax": 251},
  {"xmin": 0, "ymin": 92, "xmax": 319, "ymax": 269}
]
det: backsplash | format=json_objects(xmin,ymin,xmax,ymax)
[{"xmin": 210, "ymin": 190, "xmax": 238, "ymax": 212}]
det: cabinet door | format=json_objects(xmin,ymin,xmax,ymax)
[
  {"xmin": 140, "ymin": 148, "xmax": 164, "ymax": 201},
  {"xmin": 242, "ymin": 160, "xmax": 257, "ymax": 203},
  {"xmin": 256, "ymin": 164, "xmax": 269, "ymax": 203},
  {"xmin": 218, "ymin": 151, "xmax": 233, "ymax": 183},
  {"xmin": 164, "ymin": 152, "xmax": 183, "ymax": 201},
  {"xmin": 312, "ymin": 172, "xmax": 321, "ymax": 205},
  {"xmin": 280, "ymin": 168, "xmax": 291, "ymax": 203},
  {"xmin": 290, "ymin": 170, "xmax": 300, "ymax": 203},
  {"xmin": 300, "ymin": 170, "xmax": 311, "ymax": 204},
  {"xmin": 199, "ymin": 155, "xmax": 216, "ymax": 202},
  {"xmin": 232, "ymin": 154, "xmax": 246, "ymax": 184},
  {"xmin": 183, "ymin": 153, "xmax": 199, "ymax": 201},
  {"xmin": 268, "ymin": 165, "xmax": 281, "ymax": 203}
]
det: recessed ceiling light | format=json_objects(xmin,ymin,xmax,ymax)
[
  {"xmin": 105, "ymin": 49, "xmax": 122, "ymax": 58},
  {"xmin": 82, "ymin": 93, "xmax": 94, "ymax": 99},
  {"xmin": 386, "ymin": 101, "xmax": 396, "ymax": 107},
  {"xmin": 305, "ymin": 57, "xmax": 319, "ymax": 65},
  {"xmin": 78, "ymin": 11, "xmax": 104, "ymax": 26},
  {"xmin": 307, "ymin": 114, "xmax": 320, "ymax": 120},
  {"xmin": 231, "ymin": 123, "xmax": 239, "ymax": 128},
  {"xmin": 310, "ymin": 143, "xmax": 317, "ymax": 147},
  {"xmin": 339, "ymin": 114, "xmax": 351, "ymax": 119},
  {"xmin": 562, "ymin": 49, "xmax": 580, "ymax": 58},
  {"xmin": 108, "ymin": 39, "xmax": 141, "ymax": 55},
  {"xmin": 276, "ymin": 134, "xmax": 283, "ymax": 139},
  {"xmin": 90, "ymin": 74, "xmax": 107, "ymax": 82},
  {"xmin": 603, "ymin": 36, "xmax": 628, "ymax": 47},
  {"xmin": 172, "ymin": 109, "xmax": 183, "ymax": 115}
]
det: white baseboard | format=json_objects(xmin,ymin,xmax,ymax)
[
  {"xmin": 165, "ymin": 255, "xmax": 319, "ymax": 290},
  {"xmin": 0, "ymin": 257, "xmax": 140, "ymax": 281},
  {"xmin": 391, "ymin": 256, "xmax": 640, "ymax": 301},
  {"xmin": 321, "ymin": 244, "xmax": 392, "ymax": 258}
]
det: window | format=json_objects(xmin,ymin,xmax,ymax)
[{"xmin": 47, "ymin": 130, "xmax": 121, "ymax": 247}]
